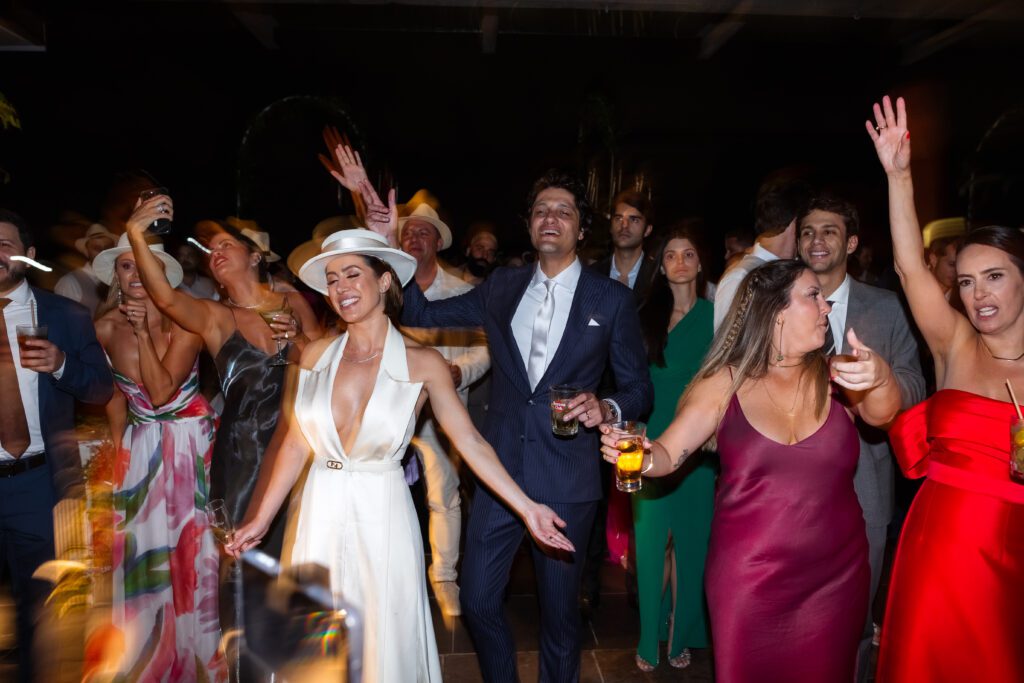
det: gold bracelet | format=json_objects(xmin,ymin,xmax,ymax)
[{"xmin": 641, "ymin": 444, "xmax": 655, "ymax": 475}]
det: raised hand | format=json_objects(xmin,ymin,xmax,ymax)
[
  {"xmin": 359, "ymin": 179, "xmax": 398, "ymax": 245},
  {"xmin": 126, "ymin": 194, "xmax": 173, "ymax": 238},
  {"xmin": 865, "ymin": 95, "xmax": 911, "ymax": 177},
  {"xmin": 319, "ymin": 131, "xmax": 369, "ymax": 193},
  {"xmin": 830, "ymin": 328, "xmax": 891, "ymax": 392},
  {"xmin": 523, "ymin": 503, "xmax": 576, "ymax": 553}
]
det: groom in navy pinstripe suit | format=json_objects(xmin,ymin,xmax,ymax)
[{"xmin": 400, "ymin": 171, "xmax": 652, "ymax": 681}]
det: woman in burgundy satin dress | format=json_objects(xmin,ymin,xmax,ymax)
[
  {"xmin": 601, "ymin": 259, "xmax": 902, "ymax": 682},
  {"xmin": 868, "ymin": 95, "xmax": 1024, "ymax": 683}
]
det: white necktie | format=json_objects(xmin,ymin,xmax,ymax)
[{"xmin": 527, "ymin": 279, "xmax": 556, "ymax": 390}]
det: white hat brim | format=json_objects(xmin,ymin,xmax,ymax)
[
  {"xmin": 398, "ymin": 215, "xmax": 453, "ymax": 250},
  {"xmin": 93, "ymin": 247, "xmax": 184, "ymax": 289},
  {"xmin": 299, "ymin": 246, "xmax": 417, "ymax": 295}
]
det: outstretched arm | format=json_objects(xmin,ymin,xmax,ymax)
[
  {"xmin": 421, "ymin": 349, "xmax": 575, "ymax": 552},
  {"xmin": 318, "ymin": 127, "xmax": 368, "ymax": 220},
  {"xmin": 125, "ymin": 195, "xmax": 227, "ymax": 346},
  {"xmin": 601, "ymin": 368, "xmax": 729, "ymax": 478},
  {"xmin": 866, "ymin": 95, "xmax": 969, "ymax": 357}
]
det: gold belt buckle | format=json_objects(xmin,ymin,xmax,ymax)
[{"xmin": 326, "ymin": 460, "xmax": 344, "ymax": 470}]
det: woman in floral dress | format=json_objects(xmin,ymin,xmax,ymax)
[{"xmin": 93, "ymin": 228, "xmax": 224, "ymax": 682}]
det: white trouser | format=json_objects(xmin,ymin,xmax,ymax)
[{"xmin": 412, "ymin": 416, "xmax": 461, "ymax": 583}]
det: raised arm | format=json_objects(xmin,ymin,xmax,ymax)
[
  {"xmin": 419, "ymin": 348, "xmax": 575, "ymax": 552},
  {"xmin": 121, "ymin": 299, "xmax": 203, "ymax": 406},
  {"xmin": 124, "ymin": 196, "xmax": 227, "ymax": 345},
  {"xmin": 318, "ymin": 129, "xmax": 368, "ymax": 221},
  {"xmin": 602, "ymin": 368, "xmax": 730, "ymax": 478},
  {"xmin": 867, "ymin": 95, "xmax": 969, "ymax": 356}
]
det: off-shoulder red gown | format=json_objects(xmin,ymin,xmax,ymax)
[{"xmin": 877, "ymin": 389, "xmax": 1024, "ymax": 682}]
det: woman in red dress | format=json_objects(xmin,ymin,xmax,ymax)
[{"xmin": 868, "ymin": 96, "xmax": 1024, "ymax": 682}]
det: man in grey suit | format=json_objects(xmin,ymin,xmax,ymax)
[{"xmin": 797, "ymin": 194, "xmax": 924, "ymax": 683}]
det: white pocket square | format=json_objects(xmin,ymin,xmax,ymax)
[{"xmin": 588, "ymin": 318, "xmax": 601, "ymax": 327}]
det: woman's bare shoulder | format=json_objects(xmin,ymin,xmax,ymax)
[{"xmin": 299, "ymin": 334, "xmax": 340, "ymax": 369}]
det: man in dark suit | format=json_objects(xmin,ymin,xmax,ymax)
[
  {"xmin": 796, "ymin": 195, "xmax": 924, "ymax": 683},
  {"xmin": 398, "ymin": 172, "xmax": 653, "ymax": 682},
  {"xmin": 592, "ymin": 190, "xmax": 658, "ymax": 304},
  {"xmin": 0, "ymin": 209, "xmax": 113, "ymax": 682}
]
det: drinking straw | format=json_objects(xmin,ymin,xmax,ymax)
[
  {"xmin": 10, "ymin": 254, "xmax": 53, "ymax": 272},
  {"xmin": 1005, "ymin": 379, "xmax": 1024, "ymax": 422}
]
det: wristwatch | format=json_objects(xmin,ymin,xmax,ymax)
[{"xmin": 601, "ymin": 398, "xmax": 622, "ymax": 424}]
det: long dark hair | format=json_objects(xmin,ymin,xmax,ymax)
[
  {"xmin": 361, "ymin": 256, "xmax": 404, "ymax": 325},
  {"xmin": 639, "ymin": 219, "xmax": 708, "ymax": 367},
  {"xmin": 957, "ymin": 225, "xmax": 1024, "ymax": 274}
]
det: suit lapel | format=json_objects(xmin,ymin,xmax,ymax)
[
  {"xmin": 842, "ymin": 279, "xmax": 865, "ymax": 355},
  {"xmin": 535, "ymin": 268, "xmax": 604, "ymax": 392},
  {"xmin": 493, "ymin": 268, "xmax": 533, "ymax": 394}
]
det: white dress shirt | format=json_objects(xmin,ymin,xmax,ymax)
[
  {"xmin": 713, "ymin": 242, "xmax": 780, "ymax": 331},
  {"xmin": 826, "ymin": 275, "xmax": 852, "ymax": 352},
  {"xmin": 511, "ymin": 258, "xmax": 582, "ymax": 379},
  {"xmin": 1, "ymin": 280, "xmax": 45, "ymax": 459},
  {"xmin": 609, "ymin": 251, "xmax": 644, "ymax": 290}
]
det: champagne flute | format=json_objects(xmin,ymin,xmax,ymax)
[
  {"xmin": 206, "ymin": 499, "xmax": 234, "ymax": 546},
  {"xmin": 258, "ymin": 298, "xmax": 293, "ymax": 367}
]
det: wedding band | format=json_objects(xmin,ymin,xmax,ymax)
[{"xmin": 876, "ymin": 125, "xmax": 886, "ymax": 132}]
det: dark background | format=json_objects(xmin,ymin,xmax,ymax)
[{"xmin": 2, "ymin": 1, "xmax": 1023, "ymax": 275}]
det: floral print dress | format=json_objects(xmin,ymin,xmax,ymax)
[{"xmin": 110, "ymin": 362, "xmax": 225, "ymax": 682}]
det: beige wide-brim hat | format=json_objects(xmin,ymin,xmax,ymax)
[
  {"xmin": 223, "ymin": 217, "xmax": 282, "ymax": 262},
  {"xmin": 93, "ymin": 233, "xmax": 184, "ymax": 288},
  {"xmin": 298, "ymin": 229, "xmax": 416, "ymax": 295},
  {"xmin": 398, "ymin": 202, "xmax": 453, "ymax": 250},
  {"xmin": 74, "ymin": 223, "xmax": 117, "ymax": 256}
]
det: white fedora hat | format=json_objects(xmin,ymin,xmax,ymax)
[
  {"xmin": 298, "ymin": 229, "xmax": 416, "ymax": 295},
  {"xmin": 398, "ymin": 203, "xmax": 453, "ymax": 250},
  {"xmin": 223, "ymin": 217, "xmax": 282, "ymax": 262},
  {"xmin": 92, "ymin": 233, "xmax": 184, "ymax": 288},
  {"xmin": 74, "ymin": 223, "xmax": 117, "ymax": 256}
]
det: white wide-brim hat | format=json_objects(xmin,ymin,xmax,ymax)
[
  {"xmin": 298, "ymin": 229, "xmax": 417, "ymax": 295},
  {"xmin": 398, "ymin": 202, "xmax": 453, "ymax": 250},
  {"xmin": 92, "ymin": 233, "xmax": 184, "ymax": 289}
]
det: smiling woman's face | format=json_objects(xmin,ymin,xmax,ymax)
[{"xmin": 324, "ymin": 254, "xmax": 390, "ymax": 323}]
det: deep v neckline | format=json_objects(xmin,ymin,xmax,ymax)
[{"xmin": 324, "ymin": 332, "xmax": 388, "ymax": 458}]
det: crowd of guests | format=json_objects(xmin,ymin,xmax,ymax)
[{"xmin": 0, "ymin": 95, "xmax": 1021, "ymax": 683}]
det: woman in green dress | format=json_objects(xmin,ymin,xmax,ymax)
[{"xmin": 633, "ymin": 221, "xmax": 716, "ymax": 671}]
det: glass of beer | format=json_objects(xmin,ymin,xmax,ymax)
[
  {"xmin": 550, "ymin": 384, "xmax": 581, "ymax": 437},
  {"xmin": 612, "ymin": 421, "xmax": 647, "ymax": 493},
  {"xmin": 1011, "ymin": 419, "xmax": 1024, "ymax": 483},
  {"xmin": 15, "ymin": 324, "xmax": 48, "ymax": 365}
]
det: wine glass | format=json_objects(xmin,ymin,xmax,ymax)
[
  {"xmin": 206, "ymin": 499, "xmax": 234, "ymax": 545},
  {"xmin": 139, "ymin": 186, "xmax": 173, "ymax": 235},
  {"xmin": 258, "ymin": 298, "xmax": 293, "ymax": 367}
]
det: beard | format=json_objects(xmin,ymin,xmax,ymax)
[
  {"xmin": 466, "ymin": 258, "xmax": 494, "ymax": 278},
  {"xmin": 0, "ymin": 262, "xmax": 27, "ymax": 290}
]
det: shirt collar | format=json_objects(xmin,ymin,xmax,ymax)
[
  {"xmin": 609, "ymin": 251, "xmax": 644, "ymax": 280},
  {"xmin": 531, "ymin": 257, "xmax": 581, "ymax": 293},
  {"xmin": 828, "ymin": 274, "xmax": 851, "ymax": 305},
  {"xmin": 751, "ymin": 242, "xmax": 779, "ymax": 262},
  {"xmin": 2, "ymin": 279, "xmax": 33, "ymax": 305}
]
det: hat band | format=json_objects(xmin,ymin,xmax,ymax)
[{"xmin": 321, "ymin": 235, "xmax": 388, "ymax": 254}]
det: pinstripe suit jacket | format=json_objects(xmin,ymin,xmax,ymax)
[
  {"xmin": 842, "ymin": 278, "xmax": 925, "ymax": 527},
  {"xmin": 402, "ymin": 263, "xmax": 653, "ymax": 503}
]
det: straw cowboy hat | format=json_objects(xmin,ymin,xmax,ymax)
[
  {"xmin": 74, "ymin": 223, "xmax": 117, "ymax": 256},
  {"xmin": 298, "ymin": 229, "xmax": 416, "ymax": 294},
  {"xmin": 398, "ymin": 203, "xmax": 453, "ymax": 250},
  {"xmin": 287, "ymin": 215, "xmax": 360, "ymax": 278},
  {"xmin": 224, "ymin": 217, "xmax": 282, "ymax": 262},
  {"xmin": 92, "ymin": 233, "xmax": 184, "ymax": 288}
]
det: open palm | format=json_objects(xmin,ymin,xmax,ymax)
[{"xmin": 866, "ymin": 95, "xmax": 911, "ymax": 176}]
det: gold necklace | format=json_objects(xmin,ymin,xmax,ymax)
[
  {"xmin": 762, "ymin": 375, "xmax": 802, "ymax": 416},
  {"xmin": 341, "ymin": 349, "xmax": 382, "ymax": 364}
]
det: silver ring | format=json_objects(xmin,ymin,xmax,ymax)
[{"xmin": 875, "ymin": 125, "xmax": 886, "ymax": 132}]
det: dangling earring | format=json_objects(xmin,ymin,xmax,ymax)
[
  {"xmin": 116, "ymin": 283, "xmax": 123, "ymax": 305},
  {"xmin": 775, "ymin": 318, "xmax": 785, "ymax": 362}
]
